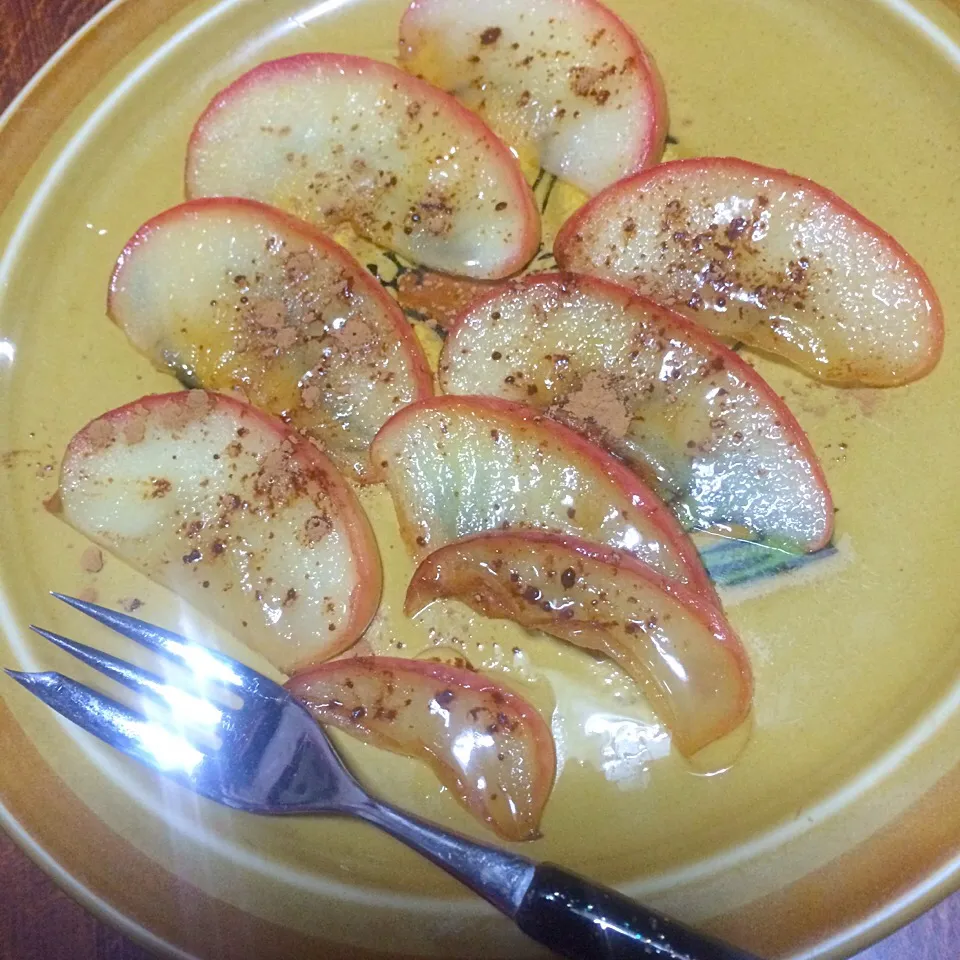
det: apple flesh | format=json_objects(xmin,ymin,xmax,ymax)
[
  {"xmin": 53, "ymin": 391, "xmax": 382, "ymax": 674},
  {"xmin": 555, "ymin": 158, "xmax": 944, "ymax": 386},
  {"xmin": 406, "ymin": 531, "xmax": 751, "ymax": 756},
  {"xmin": 440, "ymin": 273, "xmax": 833, "ymax": 551},
  {"xmin": 370, "ymin": 395, "xmax": 714, "ymax": 598},
  {"xmin": 286, "ymin": 655, "xmax": 555, "ymax": 840},
  {"xmin": 186, "ymin": 54, "xmax": 540, "ymax": 280},
  {"xmin": 398, "ymin": 0, "xmax": 667, "ymax": 195},
  {"xmin": 109, "ymin": 198, "xmax": 433, "ymax": 480}
]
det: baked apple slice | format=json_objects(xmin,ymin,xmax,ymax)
[
  {"xmin": 396, "ymin": 269, "xmax": 501, "ymax": 333},
  {"xmin": 287, "ymin": 655, "xmax": 555, "ymax": 840},
  {"xmin": 109, "ymin": 198, "xmax": 433, "ymax": 480},
  {"xmin": 440, "ymin": 273, "xmax": 832, "ymax": 551},
  {"xmin": 399, "ymin": 0, "xmax": 667, "ymax": 195},
  {"xmin": 52, "ymin": 391, "xmax": 381, "ymax": 674},
  {"xmin": 186, "ymin": 54, "xmax": 539, "ymax": 279},
  {"xmin": 406, "ymin": 532, "xmax": 751, "ymax": 756},
  {"xmin": 370, "ymin": 395, "xmax": 714, "ymax": 597},
  {"xmin": 555, "ymin": 158, "xmax": 944, "ymax": 386}
]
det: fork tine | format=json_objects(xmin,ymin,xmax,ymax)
[
  {"xmin": 30, "ymin": 626, "xmax": 224, "ymax": 730},
  {"xmin": 51, "ymin": 593, "xmax": 277, "ymax": 695},
  {"xmin": 4, "ymin": 669, "xmax": 211, "ymax": 778}
]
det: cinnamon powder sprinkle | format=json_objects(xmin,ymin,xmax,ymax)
[
  {"xmin": 80, "ymin": 546, "xmax": 104, "ymax": 573},
  {"xmin": 560, "ymin": 372, "xmax": 631, "ymax": 436}
]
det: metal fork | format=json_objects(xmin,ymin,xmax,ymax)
[{"xmin": 5, "ymin": 594, "xmax": 761, "ymax": 960}]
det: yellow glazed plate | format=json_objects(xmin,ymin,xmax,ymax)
[{"xmin": 1, "ymin": 1, "xmax": 960, "ymax": 957}]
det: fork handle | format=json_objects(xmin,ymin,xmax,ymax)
[
  {"xmin": 515, "ymin": 863, "xmax": 762, "ymax": 960},
  {"xmin": 354, "ymin": 799, "xmax": 761, "ymax": 960}
]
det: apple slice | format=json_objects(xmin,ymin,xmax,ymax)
[
  {"xmin": 396, "ymin": 269, "xmax": 501, "ymax": 333},
  {"xmin": 52, "ymin": 391, "xmax": 381, "ymax": 674},
  {"xmin": 370, "ymin": 395, "xmax": 714, "ymax": 597},
  {"xmin": 399, "ymin": 0, "xmax": 667, "ymax": 195},
  {"xmin": 406, "ymin": 531, "xmax": 751, "ymax": 756},
  {"xmin": 186, "ymin": 54, "xmax": 540, "ymax": 280},
  {"xmin": 286, "ymin": 656, "xmax": 555, "ymax": 840},
  {"xmin": 109, "ymin": 198, "xmax": 433, "ymax": 480},
  {"xmin": 439, "ymin": 273, "xmax": 832, "ymax": 552},
  {"xmin": 555, "ymin": 157, "xmax": 944, "ymax": 386}
]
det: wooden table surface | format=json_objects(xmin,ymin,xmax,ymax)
[{"xmin": 1, "ymin": 0, "xmax": 959, "ymax": 958}]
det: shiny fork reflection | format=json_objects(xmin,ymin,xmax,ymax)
[{"xmin": 10, "ymin": 595, "xmax": 367, "ymax": 813}]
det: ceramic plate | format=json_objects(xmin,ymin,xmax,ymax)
[{"xmin": 1, "ymin": 0, "xmax": 959, "ymax": 957}]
